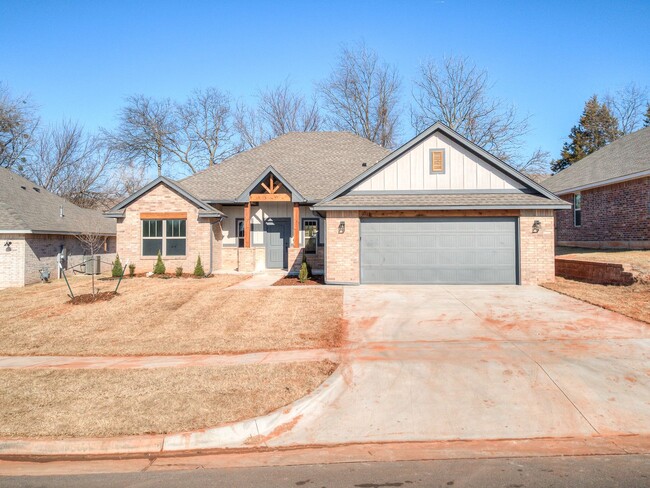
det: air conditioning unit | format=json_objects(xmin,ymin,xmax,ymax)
[{"xmin": 84, "ymin": 255, "xmax": 101, "ymax": 275}]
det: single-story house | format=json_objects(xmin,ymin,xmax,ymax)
[
  {"xmin": 0, "ymin": 167, "xmax": 117, "ymax": 288},
  {"xmin": 106, "ymin": 122, "xmax": 570, "ymax": 285},
  {"xmin": 544, "ymin": 126, "xmax": 650, "ymax": 249}
]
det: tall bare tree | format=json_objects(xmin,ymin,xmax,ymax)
[
  {"xmin": 411, "ymin": 56, "xmax": 539, "ymax": 170},
  {"xmin": 234, "ymin": 81, "xmax": 322, "ymax": 150},
  {"xmin": 605, "ymin": 82, "xmax": 649, "ymax": 134},
  {"xmin": 104, "ymin": 95, "xmax": 176, "ymax": 177},
  {"xmin": 172, "ymin": 88, "xmax": 239, "ymax": 170},
  {"xmin": 0, "ymin": 83, "xmax": 39, "ymax": 170},
  {"xmin": 319, "ymin": 43, "xmax": 401, "ymax": 148},
  {"xmin": 25, "ymin": 121, "xmax": 116, "ymax": 209}
]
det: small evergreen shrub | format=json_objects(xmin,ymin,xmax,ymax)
[
  {"xmin": 128, "ymin": 263, "xmax": 136, "ymax": 277},
  {"xmin": 153, "ymin": 250, "xmax": 166, "ymax": 275},
  {"xmin": 111, "ymin": 254, "xmax": 123, "ymax": 278},
  {"xmin": 175, "ymin": 266, "xmax": 183, "ymax": 277},
  {"xmin": 194, "ymin": 255, "xmax": 205, "ymax": 277},
  {"xmin": 298, "ymin": 262, "xmax": 309, "ymax": 283}
]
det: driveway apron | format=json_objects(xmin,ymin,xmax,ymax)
[{"xmin": 266, "ymin": 285, "xmax": 650, "ymax": 446}]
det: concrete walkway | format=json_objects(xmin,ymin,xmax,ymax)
[
  {"xmin": 228, "ymin": 270, "xmax": 286, "ymax": 289},
  {"xmin": 0, "ymin": 348, "xmax": 339, "ymax": 369}
]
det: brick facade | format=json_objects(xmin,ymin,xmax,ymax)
[
  {"xmin": 0, "ymin": 233, "xmax": 116, "ymax": 288},
  {"xmin": 115, "ymin": 184, "xmax": 218, "ymax": 275},
  {"xmin": 519, "ymin": 210, "xmax": 555, "ymax": 285},
  {"xmin": 555, "ymin": 177, "xmax": 650, "ymax": 249},
  {"xmin": 324, "ymin": 211, "xmax": 360, "ymax": 284},
  {"xmin": 323, "ymin": 209, "xmax": 556, "ymax": 285},
  {"xmin": 288, "ymin": 246, "xmax": 325, "ymax": 275}
]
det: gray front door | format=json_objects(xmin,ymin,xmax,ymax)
[
  {"xmin": 265, "ymin": 218, "xmax": 291, "ymax": 269},
  {"xmin": 360, "ymin": 218, "xmax": 518, "ymax": 284}
]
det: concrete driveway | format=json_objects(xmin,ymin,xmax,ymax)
[{"xmin": 269, "ymin": 285, "xmax": 650, "ymax": 446}]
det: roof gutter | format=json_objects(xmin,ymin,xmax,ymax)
[
  {"xmin": 549, "ymin": 169, "xmax": 650, "ymax": 195},
  {"xmin": 311, "ymin": 204, "xmax": 572, "ymax": 211}
]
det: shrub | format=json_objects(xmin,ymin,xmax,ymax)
[
  {"xmin": 298, "ymin": 262, "xmax": 309, "ymax": 283},
  {"xmin": 153, "ymin": 250, "xmax": 166, "ymax": 275},
  {"xmin": 175, "ymin": 266, "xmax": 183, "ymax": 277},
  {"xmin": 194, "ymin": 255, "xmax": 205, "ymax": 277},
  {"xmin": 128, "ymin": 263, "xmax": 136, "ymax": 277},
  {"xmin": 111, "ymin": 254, "xmax": 123, "ymax": 278}
]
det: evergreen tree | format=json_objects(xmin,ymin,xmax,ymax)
[
  {"xmin": 153, "ymin": 250, "xmax": 166, "ymax": 274},
  {"xmin": 551, "ymin": 95, "xmax": 621, "ymax": 173},
  {"xmin": 111, "ymin": 254, "xmax": 123, "ymax": 278},
  {"xmin": 194, "ymin": 255, "xmax": 205, "ymax": 277},
  {"xmin": 644, "ymin": 104, "xmax": 650, "ymax": 127}
]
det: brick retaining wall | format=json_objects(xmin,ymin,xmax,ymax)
[{"xmin": 555, "ymin": 258, "xmax": 635, "ymax": 285}]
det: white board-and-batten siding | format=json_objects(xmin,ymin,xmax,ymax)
[{"xmin": 355, "ymin": 131, "xmax": 525, "ymax": 192}]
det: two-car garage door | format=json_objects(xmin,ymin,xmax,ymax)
[{"xmin": 360, "ymin": 218, "xmax": 518, "ymax": 284}]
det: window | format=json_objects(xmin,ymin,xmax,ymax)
[
  {"xmin": 303, "ymin": 219, "xmax": 319, "ymax": 254},
  {"xmin": 573, "ymin": 193, "xmax": 582, "ymax": 227},
  {"xmin": 430, "ymin": 149, "xmax": 445, "ymax": 173},
  {"xmin": 142, "ymin": 219, "xmax": 186, "ymax": 256},
  {"xmin": 235, "ymin": 218, "xmax": 245, "ymax": 248}
]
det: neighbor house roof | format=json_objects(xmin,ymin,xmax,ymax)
[
  {"xmin": 0, "ymin": 167, "xmax": 116, "ymax": 235},
  {"xmin": 180, "ymin": 132, "xmax": 390, "ymax": 202},
  {"xmin": 313, "ymin": 192, "xmax": 568, "ymax": 210},
  {"xmin": 315, "ymin": 122, "xmax": 569, "ymax": 210},
  {"xmin": 543, "ymin": 127, "xmax": 650, "ymax": 194}
]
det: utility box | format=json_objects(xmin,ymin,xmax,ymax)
[{"xmin": 84, "ymin": 255, "xmax": 101, "ymax": 275}]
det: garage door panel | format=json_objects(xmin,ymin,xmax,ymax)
[{"xmin": 360, "ymin": 218, "xmax": 517, "ymax": 284}]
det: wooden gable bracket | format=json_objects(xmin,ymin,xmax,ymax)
[{"xmin": 261, "ymin": 174, "xmax": 283, "ymax": 194}]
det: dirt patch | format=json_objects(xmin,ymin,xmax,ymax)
[
  {"xmin": 542, "ymin": 277, "xmax": 650, "ymax": 324},
  {"xmin": 99, "ymin": 273, "xmax": 213, "ymax": 281},
  {"xmin": 0, "ymin": 360, "xmax": 336, "ymax": 438},
  {"xmin": 273, "ymin": 275, "xmax": 325, "ymax": 286},
  {"xmin": 0, "ymin": 275, "xmax": 343, "ymax": 356},
  {"xmin": 69, "ymin": 292, "xmax": 117, "ymax": 305}
]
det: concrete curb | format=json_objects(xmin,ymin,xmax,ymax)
[{"xmin": 0, "ymin": 366, "xmax": 347, "ymax": 457}]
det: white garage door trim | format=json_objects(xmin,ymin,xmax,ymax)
[{"xmin": 360, "ymin": 217, "xmax": 519, "ymax": 285}]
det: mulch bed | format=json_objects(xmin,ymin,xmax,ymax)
[
  {"xmin": 99, "ymin": 273, "xmax": 212, "ymax": 281},
  {"xmin": 69, "ymin": 292, "xmax": 118, "ymax": 305},
  {"xmin": 273, "ymin": 275, "xmax": 325, "ymax": 286}
]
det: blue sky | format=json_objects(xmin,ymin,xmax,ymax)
[{"xmin": 1, "ymin": 0, "xmax": 648, "ymax": 162}]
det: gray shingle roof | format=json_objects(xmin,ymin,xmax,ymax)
[
  {"xmin": 180, "ymin": 132, "xmax": 390, "ymax": 201},
  {"xmin": 543, "ymin": 127, "xmax": 650, "ymax": 194},
  {"xmin": 0, "ymin": 167, "xmax": 116, "ymax": 235},
  {"xmin": 314, "ymin": 192, "xmax": 571, "ymax": 209}
]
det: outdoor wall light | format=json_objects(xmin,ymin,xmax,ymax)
[
  {"xmin": 4, "ymin": 241, "xmax": 11, "ymax": 250},
  {"xmin": 532, "ymin": 220, "xmax": 542, "ymax": 233},
  {"xmin": 338, "ymin": 221, "xmax": 346, "ymax": 234}
]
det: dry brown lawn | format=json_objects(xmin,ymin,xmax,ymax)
[
  {"xmin": 0, "ymin": 361, "xmax": 336, "ymax": 438},
  {"xmin": 0, "ymin": 275, "xmax": 344, "ymax": 356},
  {"xmin": 543, "ymin": 277, "xmax": 650, "ymax": 324},
  {"xmin": 556, "ymin": 247, "xmax": 650, "ymax": 274}
]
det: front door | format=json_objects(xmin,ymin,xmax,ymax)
[{"xmin": 265, "ymin": 218, "xmax": 290, "ymax": 269}]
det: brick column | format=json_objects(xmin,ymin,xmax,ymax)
[{"xmin": 324, "ymin": 211, "xmax": 360, "ymax": 284}]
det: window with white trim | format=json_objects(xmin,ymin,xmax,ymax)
[
  {"xmin": 303, "ymin": 219, "xmax": 319, "ymax": 254},
  {"xmin": 573, "ymin": 193, "xmax": 582, "ymax": 227},
  {"xmin": 142, "ymin": 219, "xmax": 186, "ymax": 256}
]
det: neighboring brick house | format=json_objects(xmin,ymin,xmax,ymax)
[
  {"xmin": 544, "ymin": 127, "xmax": 650, "ymax": 249},
  {"xmin": 107, "ymin": 123, "xmax": 569, "ymax": 285},
  {"xmin": 0, "ymin": 167, "xmax": 116, "ymax": 288}
]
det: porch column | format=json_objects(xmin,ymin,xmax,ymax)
[
  {"xmin": 293, "ymin": 203, "xmax": 300, "ymax": 248},
  {"xmin": 244, "ymin": 202, "xmax": 251, "ymax": 248}
]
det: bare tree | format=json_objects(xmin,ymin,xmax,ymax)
[
  {"xmin": 234, "ymin": 81, "xmax": 322, "ymax": 150},
  {"xmin": 319, "ymin": 43, "xmax": 401, "ymax": 148},
  {"xmin": 0, "ymin": 83, "xmax": 39, "ymax": 170},
  {"xmin": 104, "ymin": 95, "xmax": 176, "ymax": 177},
  {"xmin": 75, "ymin": 226, "xmax": 107, "ymax": 296},
  {"xmin": 25, "ymin": 121, "xmax": 116, "ymax": 209},
  {"xmin": 173, "ymin": 88, "xmax": 239, "ymax": 170},
  {"xmin": 411, "ymin": 56, "xmax": 537, "ymax": 169},
  {"xmin": 259, "ymin": 80, "xmax": 322, "ymax": 136},
  {"xmin": 605, "ymin": 82, "xmax": 649, "ymax": 134}
]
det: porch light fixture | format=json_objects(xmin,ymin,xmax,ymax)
[
  {"xmin": 338, "ymin": 221, "xmax": 345, "ymax": 234},
  {"xmin": 532, "ymin": 220, "xmax": 541, "ymax": 233},
  {"xmin": 4, "ymin": 241, "xmax": 11, "ymax": 250}
]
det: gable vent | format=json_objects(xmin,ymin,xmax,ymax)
[{"xmin": 33, "ymin": 187, "xmax": 41, "ymax": 192}]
